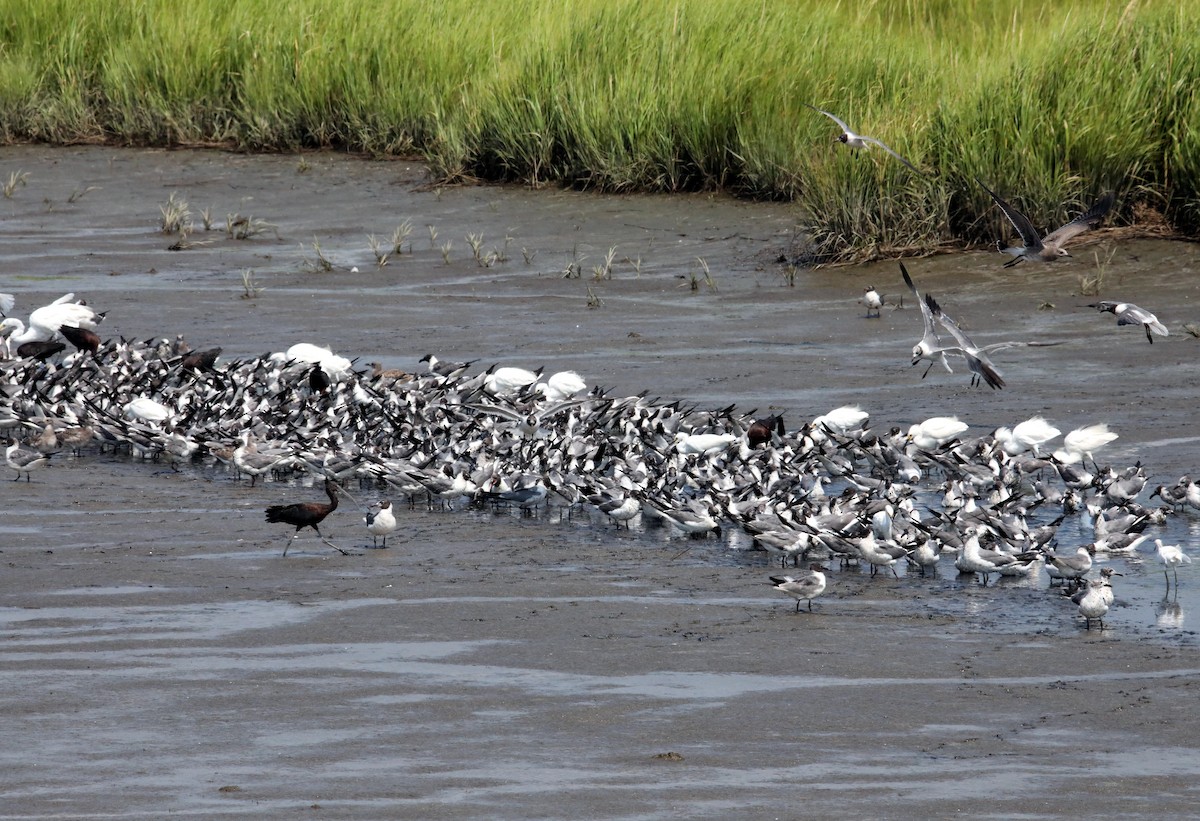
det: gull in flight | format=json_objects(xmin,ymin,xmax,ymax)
[
  {"xmin": 1088, "ymin": 300, "xmax": 1168, "ymax": 344},
  {"xmin": 977, "ymin": 180, "xmax": 1114, "ymax": 267},
  {"xmin": 804, "ymin": 104, "xmax": 922, "ymax": 175},
  {"xmin": 899, "ymin": 262, "xmax": 1066, "ymax": 389},
  {"xmin": 900, "ymin": 262, "xmax": 951, "ymax": 378}
]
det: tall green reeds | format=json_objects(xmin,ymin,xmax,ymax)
[{"xmin": 1, "ymin": 0, "xmax": 1196, "ymax": 257}]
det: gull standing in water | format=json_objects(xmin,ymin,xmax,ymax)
[
  {"xmin": 977, "ymin": 180, "xmax": 1114, "ymax": 267},
  {"xmin": 769, "ymin": 564, "xmax": 828, "ymax": 612},
  {"xmin": 1072, "ymin": 567, "xmax": 1119, "ymax": 630},
  {"xmin": 804, "ymin": 105, "xmax": 923, "ymax": 174},
  {"xmin": 1088, "ymin": 300, "xmax": 1168, "ymax": 343}
]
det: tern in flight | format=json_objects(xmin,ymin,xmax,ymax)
[
  {"xmin": 804, "ymin": 104, "xmax": 923, "ymax": 175},
  {"xmin": 977, "ymin": 180, "xmax": 1114, "ymax": 267}
]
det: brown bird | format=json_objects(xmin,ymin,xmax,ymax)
[
  {"xmin": 180, "ymin": 346, "xmax": 222, "ymax": 373},
  {"xmin": 264, "ymin": 479, "xmax": 350, "ymax": 556},
  {"xmin": 16, "ymin": 340, "xmax": 65, "ymax": 361},
  {"xmin": 747, "ymin": 414, "xmax": 785, "ymax": 448},
  {"xmin": 59, "ymin": 324, "xmax": 101, "ymax": 355}
]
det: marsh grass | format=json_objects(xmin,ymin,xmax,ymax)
[
  {"xmin": 304, "ymin": 237, "xmax": 333, "ymax": 272},
  {"xmin": 159, "ymin": 192, "xmax": 190, "ymax": 233},
  {"xmin": 3, "ymin": 1, "xmax": 1199, "ymax": 256},
  {"xmin": 239, "ymin": 268, "xmax": 264, "ymax": 299},
  {"xmin": 3, "ymin": 170, "xmax": 29, "ymax": 198}
]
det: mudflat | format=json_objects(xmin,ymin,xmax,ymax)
[{"xmin": 2, "ymin": 145, "xmax": 1200, "ymax": 819}]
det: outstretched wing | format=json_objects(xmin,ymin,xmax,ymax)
[
  {"xmin": 900, "ymin": 262, "xmax": 939, "ymax": 344},
  {"xmin": 804, "ymin": 103, "xmax": 852, "ymax": 135},
  {"xmin": 1043, "ymin": 191, "xmax": 1115, "ymax": 247},
  {"xmin": 977, "ymin": 179, "xmax": 1041, "ymax": 249},
  {"xmin": 861, "ymin": 136, "xmax": 923, "ymax": 175}
]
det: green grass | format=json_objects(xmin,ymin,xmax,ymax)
[{"xmin": 2, "ymin": 0, "xmax": 1196, "ymax": 258}]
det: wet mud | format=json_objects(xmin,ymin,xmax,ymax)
[{"xmin": 3, "ymin": 145, "xmax": 1200, "ymax": 818}]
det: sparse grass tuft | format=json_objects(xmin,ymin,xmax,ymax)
[
  {"xmin": 391, "ymin": 220, "xmax": 413, "ymax": 255},
  {"xmin": 159, "ymin": 192, "xmax": 191, "ymax": 234},
  {"xmin": 226, "ymin": 214, "xmax": 276, "ymax": 240},
  {"xmin": 303, "ymin": 237, "xmax": 334, "ymax": 272},
  {"xmin": 240, "ymin": 268, "xmax": 264, "ymax": 299},
  {"xmin": 3, "ymin": 170, "xmax": 29, "ymax": 198},
  {"xmin": 1078, "ymin": 243, "xmax": 1118, "ymax": 296}
]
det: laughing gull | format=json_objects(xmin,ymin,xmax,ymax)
[
  {"xmin": 6, "ymin": 438, "xmax": 52, "ymax": 481},
  {"xmin": 804, "ymin": 104, "xmax": 923, "ymax": 174},
  {"xmin": 899, "ymin": 262, "xmax": 952, "ymax": 378},
  {"xmin": 769, "ymin": 564, "xmax": 828, "ymax": 612},
  {"xmin": 1088, "ymin": 300, "xmax": 1168, "ymax": 343},
  {"xmin": 924, "ymin": 294, "xmax": 1005, "ymax": 390},
  {"xmin": 1072, "ymin": 567, "xmax": 1119, "ymax": 630},
  {"xmin": 977, "ymin": 180, "xmax": 1114, "ymax": 266},
  {"xmin": 364, "ymin": 499, "xmax": 397, "ymax": 548},
  {"xmin": 861, "ymin": 285, "xmax": 883, "ymax": 318}
]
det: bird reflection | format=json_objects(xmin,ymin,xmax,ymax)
[{"xmin": 1156, "ymin": 598, "xmax": 1185, "ymax": 629}]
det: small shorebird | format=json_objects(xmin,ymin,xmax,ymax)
[
  {"xmin": 1088, "ymin": 300, "xmax": 1168, "ymax": 344},
  {"xmin": 804, "ymin": 104, "xmax": 922, "ymax": 174},
  {"xmin": 770, "ymin": 564, "xmax": 828, "ymax": 612},
  {"xmin": 1072, "ymin": 567, "xmax": 1119, "ymax": 630},
  {"xmin": 978, "ymin": 180, "xmax": 1114, "ymax": 266},
  {"xmin": 364, "ymin": 499, "xmax": 397, "ymax": 548}
]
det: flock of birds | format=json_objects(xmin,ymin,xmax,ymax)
[
  {"xmin": 0, "ymin": 114, "xmax": 1190, "ymax": 632},
  {"xmin": 0, "ymin": 283, "xmax": 1195, "ymax": 633}
]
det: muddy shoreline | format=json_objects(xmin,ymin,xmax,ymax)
[{"xmin": 3, "ymin": 145, "xmax": 1200, "ymax": 819}]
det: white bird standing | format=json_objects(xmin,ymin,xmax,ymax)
[
  {"xmin": 907, "ymin": 416, "xmax": 968, "ymax": 451},
  {"xmin": 861, "ymin": 285, "xmax": 883, "ymax": 319},
  {"xmin": 804, "ymin": 105, "xmax": 923, "ymax": 174},
  {"xmin": 279, "ymin": 343, "xmax": 353, "ymax": 380},
  {"xmin": 0, "ymin": 293, "xmax": 104, "ymax": 346},
  {"xmin": 365, "ymin": 499, "xmax": 397, "ymax": 548},
  {"xmin": 1155, "ymin": 538, "xmax": 1192, "ymax": 590},
  {"xmin": 485, "ymin": 366, "xmax": 540, "ymax": 397},
  {"xmin": 124, "ymin": 397, "xmax": 171, "ymax": 425},
  {"xmin": 537, "ymin": 370, "xmax": 588, "ymax": 401},
  {"xmin": 1053, "ymin": 423, "xmax": 1119, "ymax": 466},
  {"xmin": 995, "ymin": 417, "xmax": 1061, "ymax": 457}
]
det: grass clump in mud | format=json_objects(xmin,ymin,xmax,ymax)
[{"xmin": 2, "ymin": 1, "xmax": 1199, "ymax": 259}]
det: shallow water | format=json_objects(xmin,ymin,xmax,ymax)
[{"xmin": 3, "ymin": 145, "xmax": 1200, "ymax": 818}]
